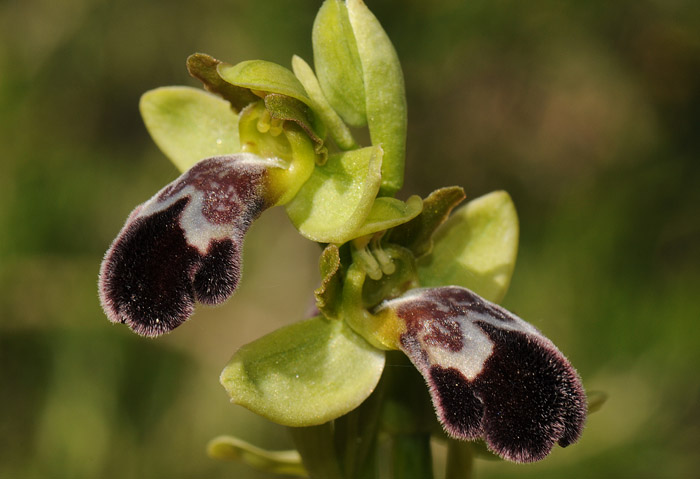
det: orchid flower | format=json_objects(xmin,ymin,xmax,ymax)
[{"xmin": 98, "ymin": 0, "xmax": 588, "ymax": 475}]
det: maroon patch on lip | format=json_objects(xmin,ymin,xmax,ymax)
[
  {"xmin": 397, "ymin": 295, "xmax": 465, "ymax": 353},
  {"xmin": 395, "ymin": 287, "xmax": 514, "ymax": 354},
  {"xmin": 158, "ymin": 156, "xmax": 268, "ymax": 225}
]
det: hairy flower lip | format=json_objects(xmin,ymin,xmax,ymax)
[
  {"xmin": 98, "ymin": 154, "xmax": 275, "ymax": 337},
  {"xmin": 376, "ymin": 286, "xmax": 587, "ymax": 463}
]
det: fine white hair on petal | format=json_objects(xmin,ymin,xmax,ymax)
[
  {"xmin": 98, "ymin": 154, "xmax": 273, "ymax": 337},
  {"xmin": 376, "ymin": 286, "xmax": 587, "ymax": 463}
]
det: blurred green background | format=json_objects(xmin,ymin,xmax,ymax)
[{"xmin": 1, "ymin": 0, "xmax": 698, "ymax": 477}]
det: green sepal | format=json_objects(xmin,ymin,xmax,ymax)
[
  {"xmin": 315, "ymin": 244, "xmax": 343, "ymax": 320},
  {"xmin": 346, "ymin": 0, "xmax": 407, "ymax": 196},
  {"xmin": 207, "ymin": 435, "xmax": 307, "ymax": 477},
  {"xmin": 264, "ymin": 93, "xmax": 327, "ymax": 162},
  {"xmin": 186, "ymin": 53, "xmax": 259, "ymax": 111},
  {"xmin": 139, "ymin": 86, "xmax": 241, "ymax": 173},
  {"xmin": 292, "ymin": 54, "xmax": 358, "ymax": 150},
  {"xmin": 388, "ymin": 186, "xmax": 466, "ymax": 257},
  {"xmin": 285, "ymin": 146, "xmax": 383, "ymax": 243},
  {"xmin": 417, "ymin": 190, "xmax": 519, "ymax": 303},
  {"xmin": 312, "ymin": 0, "xmax": 366, "ymax": 127},
  {"xmin": 352, "ymin": 195, "xmax": 423, "ymax": 239},
  {"xmin": 220, "ymin": 316, "xmax": 385, "ymax": 427}
]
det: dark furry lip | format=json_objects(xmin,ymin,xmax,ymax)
[
  {"xmin": 98, "ymin": 154, "xmax": 271, "ymax": 337},
  {"xmin": 378, "ymin": 286, "xmax": 587, "ymax": 463}
]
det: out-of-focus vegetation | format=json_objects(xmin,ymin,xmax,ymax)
[{"xmin": 1, "ymin": 0, "xmax": 698, "ymax": 477}]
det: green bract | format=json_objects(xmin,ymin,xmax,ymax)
[
  {"xmin": 313, "ymin": 0, "xmax": 366, "ymax": 127},
  {"xmin": 346, "ymin": 0, "xmax": 407, "ymax": 196},
  {"xmin": 417, "ymin": 190, "xmax": 519, "ymax": 303},
  {"xmin": 291, "ymin": 54, "xmax": 358, "ymax": 151},
  {"xmin": 207, "ymin": 436, "xmax": 306, "ymax": 477},
  {"xmin": 220, "ymin": 316, "xmax": 385, "ymax": 427},
  {"xmin": 140, "ymin": 87, "xmax": 241, "ymax": 172},
  {"xmin": 313, "ymin": 0, "xmax": 407, "ymax": 196}
]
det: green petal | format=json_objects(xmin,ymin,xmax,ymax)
[
  {"xmin": 186, "ymin": 53, "xmax": 259, "ymax": 111},
  {"xmin": 263, "ymin": 93, "xmax": 326, "ymax": 159},
  {"xmin": 285, "ymin": 146, "xmax": 383, "ymax": 243},
  {"xmin": 292, "ymin": 54, "xmax": 358, "ymax": 150},
  {"xmin": 220, "ymin": 316, "xmax": 385, "ymax": 427},
  {"xmin": 388, "ymin": 186, "xmax": 466, "ymax": 257},
  {"xmin": 218, "ymin": 60, "xmax": 312, "ymax": 106},
  {"xmin": 353, "ymin": 195, "xmax": 423, "ymax": 239},
  {"xmin": 346, "ymin": 0, "xmax": 407, "ymax": 196},
  {"xmin": 417, "ymin": 191, "xmax": 519, "ymax": 303},
  {"xmin": 140, "ymin": 86, "xmax": 240, "ymax": 172},
  {"xmin": 312, "ymin": 0, "xmax": 367, "ymax": 127}
]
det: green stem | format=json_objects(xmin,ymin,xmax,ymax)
[
  {"xmin": 288, "ymin": 423, "xmax": 344, "ymax": 479},
  {"xmin": 445, "ymin": 440, "xmax": 474, "ymax": 479},
  {"xmin": 392, "ymin": 433, "xmax": 433, "ymax": 479},
  {"xmin": 334, "ymin": 371, "xmax": 386, "ymax": 479}
]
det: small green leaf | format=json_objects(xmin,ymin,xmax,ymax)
[
  {"xmin": 285, "ymin": 146, "xmax": 383, "ymax": 243},
  {"xmin": 139, "ymin": 86, "xmax": 240, "ymax": 172},
  {"xmin": 315, "ymin": 244, "xmax": 343, "ymax": 320},
  {"xmin": 292, "ymin": 55, "xmax": 358, "ymax": 150},
  {"xmin": 208, "ymin": 435, "xmax": 307, "ymax": 477},
  {"xmin": 346, "ymin": 0, "xmax": 407, "ymax": 196},
  {"xmin": 221, "ymin": 316, "xmax": 385, "ymax": 427},
  {"xmin": 353, "ymin": 195, "xmax": 423, "ymax": 239},
  {"xmin": 417, "ymin": 191, "xmax": 519, "ymax": 303},
  {"xmin": 218, "ymin": 60, "xmax": 312, "ymax": 106},
  {"xmin": 388, "ymin": 186, "xmax": 466, "ymax": 257},
  {"xmin": 186, "ymin": 53, "xmax": 258, "ymax": 111},
  {"xmin": 312, "ymin": 0, "xmax": 367, "ymax": 127}
]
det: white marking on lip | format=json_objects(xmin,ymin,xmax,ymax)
[{"xmin": 379, "ymin": 287, "xmax": 542, "ymax": 380}]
